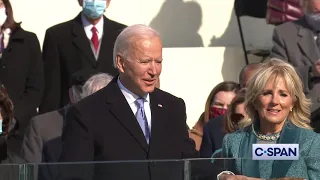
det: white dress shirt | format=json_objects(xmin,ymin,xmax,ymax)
[
  {"xmin": 81, "ymin": 13, "xmax": 104, "ymax": 59},
  {"xmin": 117, "ymin": 78, "xmax": 152, "ymax": 132},
  {"xmin": 81, "ymin": 13, "xmax": 104, "ymax": 40}
]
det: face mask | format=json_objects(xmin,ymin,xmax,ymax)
[
  {"xmin": 305, "ymin": 12, "xmax": 320, "ymax": 31},
  {"xmin": 0, "ymin": 8, "xmax": 7, "ymax": 27},
  {"xmin": 83, "ymin": 0, "xmax": 106, "ymax": 20},
  {"xmin": 209, "ymin": 107, "xmax": 227, "ymax": 119}
]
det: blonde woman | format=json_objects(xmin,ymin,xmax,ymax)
[{"xmin": 219, "ymin": 59, "xmax": 320, "ymax": 180}]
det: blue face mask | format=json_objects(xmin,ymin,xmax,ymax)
[{"xmin": 83, "ymin": 0, "xmax": 106, "ymax": 19}]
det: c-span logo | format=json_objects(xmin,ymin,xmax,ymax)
[{"xmin": 252, "ymin": 144, "xmax": 299, "ymax": 160}]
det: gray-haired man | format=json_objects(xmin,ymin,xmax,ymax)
[{"xmin": 21, "ymin": 70, "xmax": 113, "ymax": 163}]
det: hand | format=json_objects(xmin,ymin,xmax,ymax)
[{"xmin": 312, "ymin": 60, "xmax": 320, "ymax": 77}]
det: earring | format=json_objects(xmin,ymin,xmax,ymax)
[{"xmin": 290, "ymin": 107, "xmax": 293, "ymax": 112}]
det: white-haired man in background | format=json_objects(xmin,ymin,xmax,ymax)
[{"xmin": 21, "ymin": 71, "xmax": 113, "ymax": 165}]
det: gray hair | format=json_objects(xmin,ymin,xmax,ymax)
[
  {"xmin": 80, "ymin": 73, "xmax": 113, "ymax": 99},
  {"xmin": 113, "ymin": 24, "xmax": 160, "ymax": 68},
  {"xmin": 70, "ymin": 85, "xmax": 82, "ymax": 103}
]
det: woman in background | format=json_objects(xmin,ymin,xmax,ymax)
[
  {"xmin": 0, "ymin": 85, "xmax": 24, "ymax": 179},
  {"xmin": 201, "ymin": 88, "xmax": 250, "ymax": 158},
  {"xmin": 189, "ymin": 81, "xmax": 239, "ymax": 150},
  {"xmin": 0, "ymin": 85, "xmax": 23, "ymax": 162},
  {"xmin": 223, "ymin": 88, "xmax": 250, "ymax": 134},
  {"xmin": 0, "ymin": 0, "xmax": 43, "ymax": 154}
]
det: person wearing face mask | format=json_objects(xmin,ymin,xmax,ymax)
[
  {"xmin": 271, "ymin": 0, "xmax": 320, "ymax": 132},
  {"xmin": 39, "ymin": 0, "xmax": 126, "ymax": 114},
  {"xmin": 199, "ymin": 63, "xmax": 261, "ymax": 157},
  {"xmin": 189, "ymin": 81, "xmax": 239, "ymax": 151},
  {"xmin": 0, "ymin": 0, "xmax": 44, "ymax": 156}
]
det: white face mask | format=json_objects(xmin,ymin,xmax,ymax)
[{"xmin": 0, "ymin": 8, "xmax": 7, "ymax": 27}]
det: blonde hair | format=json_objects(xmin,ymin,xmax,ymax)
[{"xmin": 245, "ymin": 58, "xmax": 312, "ymax": 129}]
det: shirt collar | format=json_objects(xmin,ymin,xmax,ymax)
[
  {"xmin": 81, "ymin": 13, "xmax": 104, "ymax": 34},
  {"xmin": 117, "ymin": 77, "xmax": 149, "ymax": 105}
]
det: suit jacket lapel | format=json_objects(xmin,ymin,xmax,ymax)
[
  {"xmin": 297, "ymin": 18, "xmax": 320, "ymax": 64},
  {"xmin": 270, "ymin": 121, "xmax": 301, "ymax": 178},
  {"xmin": 148, "ymin": 89, "xmax": 166, "ymax": 147},
  {"xmin": 97, "ymin": 16, "xmax": 112, "ymax": 63},
  {"xmin": 72, "ymin": 13, "xmax": 97, "ymax": 67},
  {"xmin": 239, "ymin": 126, "xmax": 260, "ymax": 177},
  {"xmin": 105, "ymin": 78, "xmax": 149, "ymax": 152}
]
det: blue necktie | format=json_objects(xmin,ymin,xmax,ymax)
[{"xmin": 135, "ymin": 98, "xmax": 150, "ymax": 143}]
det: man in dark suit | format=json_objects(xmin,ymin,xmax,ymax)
[
  {"xmin": 59, "ymin": 24, "xmax": 201, "ymax": 180},
  {"xmin": 271, "ymin": 0, "xmax": 320, "ymax": 130},
  {"xmin": 39, "ymin": 0, "xmax": 126, "ymax": 114},
  {"xmin": 21, "ymin": 70, "xmax": 113, "ymax": 180}
]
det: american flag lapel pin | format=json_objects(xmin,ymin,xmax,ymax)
[{"xmin": 158, "ymin": 104, "xmax": 163, "ymax": 108}]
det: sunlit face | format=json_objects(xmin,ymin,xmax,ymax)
[
  {"xmin": 211, "ymin": 91, "xmax": 236, "ymax": 109},
  {"xmin": 256, "ymin": 76, "xmax": 294, "ymax": 128},
  {"xmin": 117, "ymin": 36, "xmax": 162, "ymax": 97}
]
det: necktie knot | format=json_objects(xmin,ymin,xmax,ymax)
[
  {"xmin": 91, "ymin": 26, "xmax": 97, "ymax": 33},
  {"xmin": 135, "ymin": 98, "xmax": 145, "ymax": 108}
]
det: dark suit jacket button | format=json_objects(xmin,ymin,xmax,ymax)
[{"xmin": 2, "ymin": 65, "xmax": 5, "ymax": 68}]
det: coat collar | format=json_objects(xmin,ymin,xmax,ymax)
[
  {"xmin": 71, "ymin": 13, "xmax": 113, "ymax": 67},
  {"xmin": 238, "ymin": 120, "xmax": 301, "ymax": 178}
]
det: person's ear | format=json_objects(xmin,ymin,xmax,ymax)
[{"xmin": 116, "ymin": 54, "xmax": 125, "ymax": 73}]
